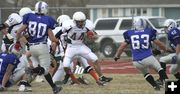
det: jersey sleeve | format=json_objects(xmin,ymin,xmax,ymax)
[
  {"xmin": 123, "ymin": 31, "xmax": 130, "ymax": 44},
  {"xmin": 7, "ymin": 54, "xmax": 19, "ymax": 66},
  {"xmin": 22, "ymin": 13, "xmax": 30, "ymax": 25},
  {"xmin": 85, "ymin": 20, "xmax": 95, "ymax": 31},
  {"xmin": 48, "ymin": 17, "xmax": 57, "ymax": 30},
  {"xmin": 5, "ymin": 13, "xmax": 22, "ymax": 26},
  {"xmin": 150, "ymin": 28, "xmax": 157, "ymax": 41}
]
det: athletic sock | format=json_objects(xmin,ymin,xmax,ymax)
[
  {"xmin": 66, "ymin": 69, "xmax": 80, "ymax": 84},
  {"xmin": 89, "ymin": 69, "xmax": 99, "ymax": 81},
  {"xmin": 44, "ymin": 73, "xmax": 56, "ymax": 88},
  {"xmin": 158, "ymin": 69, "xmax": 168, "ymax": 81},
  {"xmin": 144, "ymin": 73, "xmax": 157, "ymax": 87},
  {"xmin": 160, "ymin": 62, "xmax": 166, "ymax": 71}
]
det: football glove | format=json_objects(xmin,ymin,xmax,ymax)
[
  {"xmin": 152, "ymin": 49, "xmax": 161, "ymax": 55},
  {"xmin": 114, "ymin": 56, "xmax": 120, "ymax": 61}
]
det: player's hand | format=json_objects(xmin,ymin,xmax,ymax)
[
  {"xmin": 152, "ymin": 49, "xmax": 161, "ymax": 55},
  {"xmin": 15, "ymin": 41, "xmax": 21, "ymax": 51},
  {"xmin": 114, "ymin": 56, "xmax": 120, "ymax": 61},
  {"xmin": 171, "ymin": 55, "xmax": 177, "ymax": 64}
]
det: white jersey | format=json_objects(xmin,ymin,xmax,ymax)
[
  {"xmin": 47, "ymin": 26, "xmax": 65, "ymax": 57},
  {"xmin": 5, "ymin": 13, "xmax": 22, "ymax": 42},
  {"xmin": 62, "ymin": 19, "xmax": 94, "ymax": 45}
]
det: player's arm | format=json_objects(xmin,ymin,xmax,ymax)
[
  {"xmin": 153, "ymin": 39, "xmax": 167, "ymax": 52},
  {"xmin": 1, "ymin": 64, "xmax": 15, "ymax": 89},
  {"xmin": 48, "ymin": 29, "xmax": 59, "ymax": 51},
  {"xmin": 16, "ymin": 24, "xmax": 27, "ymax": 41},
  {"xmin": 114, "ymin": 42, "xmax": 128, "ymax": 61}
]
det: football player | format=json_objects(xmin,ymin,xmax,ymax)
[
  {"xmin": 0, "ymin": 44, "xmax": 30, "ymax": 91},
  {"xmin": 114, "ymin": 17, "xmax": 169, "ymax": 90},
  {"xmin": 60, "ymin": 11, "xmax": 113, "ymax": 86},
  {"xmin": 159, "ymin": 19, "xmax": 180, "ymax": 79},
  {"xmin": 15, "ymin": 1, "xmax": 62, "ymax": 94}
]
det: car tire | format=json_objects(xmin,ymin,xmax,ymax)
[{"xmin": 101, "ymin": 42, "xmax": 116, "ymax": 57}]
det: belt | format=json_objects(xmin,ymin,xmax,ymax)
[{"xmin": 29, "ymin": 42, "xmax": 47, "ymax": 46}]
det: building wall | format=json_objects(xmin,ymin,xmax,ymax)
[
  {"xmin": 90, "ymin": 7, "xmax": 180, "ymax": 22},
  {"xmin": 165, "ymin": 8, "xmax": 180, "ymax": 19},
  {"xmin": 90, "ymin": 8, "xmax": 162, "ymax": 22}
]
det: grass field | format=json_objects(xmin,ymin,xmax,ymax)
[{"xmin": 1, "ymin": 74, "xmax": 169, "ymax": 94}]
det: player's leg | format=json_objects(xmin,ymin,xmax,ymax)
[
  {"xmin": 77, "ymin": 56, "xmax": 99, "ymax": 85},
  {"xmin": 63, "ymin": 45, "xmax": 80, "ymax": 84},
  {"xmin": 53, "ymin": 61, "xmax": 65, "ymax": 84},
  {"xmin": 29, "ymin": 44, "xmax": 62, "ymax": 93},
  {"xmin": 169, "ymin": 64, "xmax": 180, "ymax": 79},
  {"xmin": 144, "ymin": 56, "xmax": 168, "ymax": 86},
  {"xmin": 80, "ymin": 45, "xmax": 112, "ymax": 82},
  {"xmin": 133, "ymin": 60, "xmax": 160, "ymax": 90},
  {"xmin": 159, "ymin": 54, "xmax": 176, "ymax": 71}
]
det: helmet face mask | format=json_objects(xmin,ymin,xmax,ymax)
[
  {"xmin": 164, "ymin": 19, "xmax": 177, "ymax": 33},
  {"xmin": 73, "ymin": 11, "xmax": 86, "ymax": 28},
  {"xmin": 133, "ymin": 18, "xmax": 147, "ymax": 30},
  {"xmin": 35, "ymin": 1, "xmax": 48, "ymax": 15}
]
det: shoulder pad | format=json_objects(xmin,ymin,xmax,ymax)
[{"xmin": 85, "ymin": 20, "xmax": 94, "ymax": 31}]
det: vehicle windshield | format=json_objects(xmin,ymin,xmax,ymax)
[
  {"xmin": 95, "ymin": 19, "xmax": 118, "ymax": 30},
  {"xmin": 148, "ymin": 18, "xmax": 166, "ymax": 29}
]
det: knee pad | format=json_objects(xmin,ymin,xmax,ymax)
[
  {"xmin": 32, "ymin": 66, "xmax": 45, "ymax": 75},
  {"xmin": 84, "ymin": 66, "xmax": 93, "ymax": 73}
]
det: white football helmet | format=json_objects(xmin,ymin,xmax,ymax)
[
  {"xmin": 73, "ymin": 11, "xmax": 86, "ymax": 21},
  {"xmin": 57, "ymin": 15, "xmax": 70, "ymax": 26},
  {"xmin": 19, "ymin": 7, "xmax": 32, "ymax": 17},
  {"xmin": 73, "ymin": 11, "xmax": 86, "ymax": 28},
  {"xmin": 8, "ymin": 44, "xmax": 22, "ymax": 57},
  {"xmin": 133, "ymin": 17, "xmax": 147, "ymax": 30},
  {"xmin": 164, "ymin": 19, "xmax": 177, "ymax": 32},
  {"xmin": 35, "ymin": 1, "xmax": 48, "ymax": 14}
]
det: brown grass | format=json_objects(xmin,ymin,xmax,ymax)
[{"xmin": 2, "ymin": 74, "xmax": 170, "ymax": 94}]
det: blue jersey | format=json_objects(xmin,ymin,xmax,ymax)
[
  {"xmin": 23, "ymin": 13, "xmax": 57, "ymax": 43},
  {"xmin": 0, "ymin": 52, "xmax": 20, "ymax": 83},
  {"xmin": 167, "ymin": 28, "xmax": 180, "ymax": 47},
  {"xmin": 123, "ymin": 28, "xmax": 157, "ymax": 61}
]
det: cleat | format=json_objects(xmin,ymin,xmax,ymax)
[
  {"xmin": 155, "ymin": 79, "xmax": 165, "ymax": 88},
  {"xmin": 17, "ymin": 80, "xmax": 32, "ymax": 92},
  {"xmin": 153, "ymin": 85, "xmax": 160, "ymax": 91},
  {"xmin": 77, "ymin": 77, "xmax": 89, "ymax": 85},
  {"xmin": 18, "ymin": 85, "xmax": 32, "ymax": 92},
  {"xmin": 96, "ymin": 80, "xmax": 106, "ymax": 86},
  {"xmin": 35, "ymin": 75, "xmax": 44, "ymax": 82},
  {"xmin": 53, "ymin": 86, "xmax": 62, "ymax": 94},
  {"xmin": 99, "ymin": 76, "xmax": 113, "ymax": 82}
]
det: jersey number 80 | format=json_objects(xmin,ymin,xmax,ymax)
[{"xmin": 28, "ymin": 21, "xmax": 47, "ymax": 38}]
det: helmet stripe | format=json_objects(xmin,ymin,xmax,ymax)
[{"xmin": 38, "ymin": 1, "xmax": 42, "ymax": 13}]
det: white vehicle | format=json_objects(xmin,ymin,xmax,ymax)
[{"xmin": 94, "ymin": 16, "xmax": 167, "ymax": 57}]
